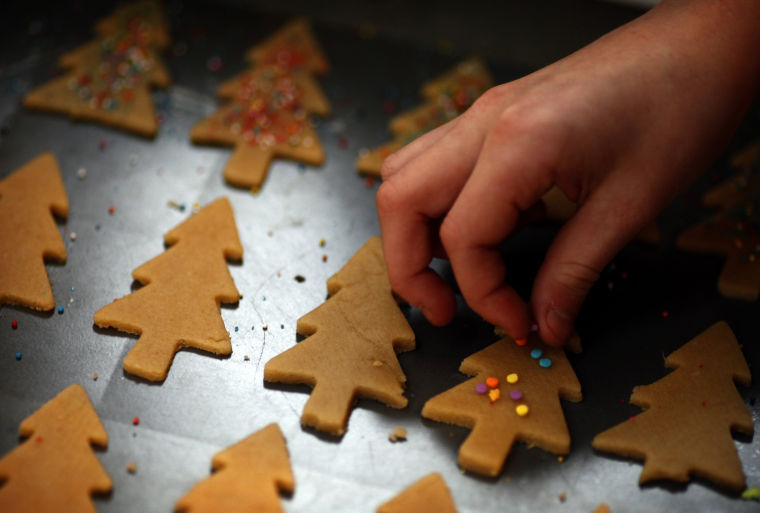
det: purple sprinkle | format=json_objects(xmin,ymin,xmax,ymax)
[
  {"xmin": 510, "ymin": 390, "xmax": 523, "ymax": 401},
  {"xmin": 475, "ymin": 383, "xmax": 488, "ymax": 395},
  {"xmin": 530, "ymin": 323, "xmax": 539, "ymax": 332}
]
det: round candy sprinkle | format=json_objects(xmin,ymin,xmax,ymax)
[
  {"xmin": 475, "ymin": 383, "xmax": 488, "ymax": 395},
  {"xmin": 108, "ymin": 205, "xmax": 115, "ymax": 215},
  {"xmin": 515, "ymin": 404, "xmax": 529, "ymax": 417},
  {"xmin": 539, "ymin": 358, "xmax": 552, "ymax": 368},
  {"xmin": 530, "ymin": 348, "xmax": 543, "ymax": 359},
  {"xmin": 488, "ymin": 389, "xmax": 501, "ymax": 402},
  {"xmin": 485, "ymin": 376, "xmax": 499, "ymax": 388},
  {"xmin": 530, "ymin": 323, "xmax": 538, "ymax": 332},
  {"xmin": 15, "ymin": 352, "xmax": 22, "ymax": 360},
  {"xmin": 57, "ymin": 306, "xmax": 64, "ymax": 314},
  {"xmin": 509, "ymin": 390, "xmax": 523, "ymax": 401},
  {"xmin": 506, "ymin": 373, "xmax": 519, "ymax": 384},
  {"xmin": 11, "ymin": 320, "xmax": 18, "ymax": 329},
  {"xmin": 515, "ymin": 338, "xmax": 527, "ymax": 346},
  {"xmin": 132, "ymin": 417, "xmax": 140, "ymax": 426}
]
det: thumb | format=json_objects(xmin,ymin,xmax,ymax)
[{"xmin": 531, "ymin": 189, "xmax": 650, "ymax": 346}]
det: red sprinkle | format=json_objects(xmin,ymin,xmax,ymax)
[
  {"xmin": 99, "ymin": 140, "xmax": 108, "ymax": 150},
  {"xmin": 515, "ymin": 338, "xmax": 527, "ymax": 346},
  {"xmin": 701, "ymin": 401, "xmax": 707, "ymax": 407},
  {"xmin": 132, "ymin": 417, "xmax": 140, "ymax": 426},
  {"xmin": 629, "ymin": 416, "xmax": 635, "ymax": 422},
  {"xmin": 661, "ymin": 310, "xmax": 669, "ymax": 318},
  {"xmin": 35, "ymin": 436, "xmax": 43, "ymax": 443},
  {"xmin": 364, "ymin": 177, "xmax": 375, "ymax": 187},
  {"xmin": 338, "ymin": 136, "xmax": 349, "ymax": 149},
  {"xmin": 108, "ymin": 205, "xmax": 115, "ymax": 215},
  {"xmin": 11, "ymin": 320, "xmax": 18, "ymax": 329}
]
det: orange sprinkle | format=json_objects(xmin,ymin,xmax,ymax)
[
  {"xmin": 486, "ymin": 376, "xmax": 499, "ymax": 388},
  {"xmin": 515, "ymin": 338, "xmax": 527, "ymax": 346},
  {"xmin": 488, "ymin": 389, "xmax": 501, "ymax": 402}
]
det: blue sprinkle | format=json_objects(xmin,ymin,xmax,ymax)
[
  {"xmin": 95, "ymin": 224, "xmax": 101, "ymax": 231},
  {"xmin": 57, "ymin": 306, "xmax": 64, "ymax": 314},
  {"xmin": 71, "ymin": 287, "xmax": 75, "ymax": 291},
  {"xmin": 539, "ymin": 358, "xmax": 552, "ymax": 368},
  {"xmin": 530, "ymin": 349, "xmax": 543, "ymax": 359},
  {"xmin": 262, "ymin": 296, "xmax": 266, "ymax": 301},
  {"xmin": 234, "ymin": 326, "xmax": 239, "ymax": 332},
  {"xmin": 15, "ymin": 352, "xmax": 22, "ymax": 360},
  {"xmin": 251, "ymin": 325, "xmax": 255, "ymax": 330},
  {"xmin": 280, "ymin": 324, "xmax": 284, "ymax": 329}
]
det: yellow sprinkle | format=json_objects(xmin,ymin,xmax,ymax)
[
  {"xmin": 516, "ymin": 404, "xmax": 529, "ymax": 417},
  {"xmin": 557, "ymin": 456, "xmax": 565, "ymax": 463},
  {"xmin": 126, "ymin": 461, "xmax": 137, "ymax": 474},
  {"xmin": 506, "ymin": 373, "xmax": 519, "ymax": 384},
  {"xmin": 319, "ymin": 238, "xmax": 326, "ymax": 247},
  {"xmin": 488, "ymin": 389, "xmax": 501, "ymax": 402}
]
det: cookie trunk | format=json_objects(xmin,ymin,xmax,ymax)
[
  {"xmin": 301, "ymin": 380, "xmax": 356, "ymax": 436},
  {"xmin": 122, "ymin": 331, "xmax": 179, "ymax": 382}
]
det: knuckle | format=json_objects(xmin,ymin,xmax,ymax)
[
  {"xmin": 375, "ymin": 179, "xmax": 404, "ymax": 216},
  {"xmin": 438, "ymin": 215, "xmax": 464, "ymax": 254},
  {"xmin": 552, "ymin": 261, "xmax": 600, "ymax": 298}
]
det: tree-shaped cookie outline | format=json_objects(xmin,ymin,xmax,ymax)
[
  {"xmin": 175, "ymin": 424, "xmax": 294, "ymax": 513},
  {"xmin": 0, "ymin": 152, "xmax": 68, "ymax": 311},
  {"xmin": 23, "ymin": 0, "xmax": 170, "ymax": 137},
  {"xmin": 592, "ymin": 321, "xmax": 753, "ymax": 490},
  {"xmin": 422, "ymin": 332, "xmax": 582, "ymax": 477},
  {"xmin": 93, "ymin": 197, "xmax": 243, "ymax": 382},
  {"xmin": 677, "ymin": 139, "xmax": 760, "ymax": 299},
  {"xmin": 377, "ymin": 473, "xmax": 459, "ymax": 513},
  {"xmin": 355, "ymin": 58, "xmax": 492, "ymax": 177},
  {"xmin": 0, "ymin": 384, "xmax": 111, "ymax": 513},
  {"xmin": 264, "ymin": 236, "xmax": 415, "ymax": 436},
  {"xmin": 191, "ymin": 18, "xmax": 331, "ymax": 192}
]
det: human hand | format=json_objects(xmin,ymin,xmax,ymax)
[{"xmin": 376, "ymin": 0, "xmax": 760, "ymax": 345}]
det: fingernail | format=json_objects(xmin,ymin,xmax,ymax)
[{"xmin": 546, "ymin": 307, "xmax": 572, "ymax": 342}]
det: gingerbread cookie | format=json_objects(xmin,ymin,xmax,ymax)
[
  {"xmin": 191, "ymin": 19, "xmax": 330, "ymax": 192},
  {"xmin": 356, "ymin": 58, "xmax": 491, "ymax": 177},
  {"xmin": 0, "ymin": 152, "xmax": 68, "ymax": 311},
  {"xmin": 264, "ymin": 236, "xmax": 415, "ymax": 436},
  {"xmin": 677, "ymin": 140, "xmax": 760, "ymax": 299},
  {"xmin": 422, "ymin": 332, "xmax": 582, "ymax": 476},
  {"xmin": 377, "ymin": 473, "xmax": 458, "ymax": 513},
  {"xmin": 93, "ymin": 197, "xmax": 243, "ymax": 381},
  {"xmin": 175, "ymin": 424, "xmax": 293, "ymax": 513},
  {"xmin": 592, "ymin": 321, "xmax": 753, "ymax": 490},
  {"xmin": 24, "ymin": 1, "xmax": 170, "ymax": 137},
  {"xmin": 0, "ymin": 384, "xmax": 111, "ymax": 513}
]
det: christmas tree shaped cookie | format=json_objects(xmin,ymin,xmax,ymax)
[
  {"xmin": 377, "ymin": 473, "xmax": 459, "ymax": 513},
  {"xmin": 592, "ymin": 321, "xmax": 753, "ymax": 490},
  {"xmin": 356, "ymin": 58, "xmax": 492, "ymax": 177},
  {"xmin": 677, "ymin": 139, "xmax": 760, "ymax": 299},
  {"xmin": 0, "ymin": 152, "xmax": 68, "ymax": 311},
  {"xmin": 0, "ymin": 384, "xmax": 111, "ymax": 513},
  {"xmin": 94, "ymin": 0, "xmax": 170, "ymax": 50},
  {"xmin": 191, "ymin": 19, "xmax": 330, "ymax": 192},
  {"xmin": 94, "ymin": 197, "xmax": 243, "ymax": 381},
  {"xmin": 422, "ymin": 331, "xmax": 582, "ymax": 476},
  {"xmin": 24, "ymin": 0, "xmax": 170, "ymax": 137},
  {"xmin": 264, "ymin": 237, "xmax": 415, "ymax": 436},
  {"xmin": 175, "ymin": 424, "xmax": 293, "ymax": 513}
]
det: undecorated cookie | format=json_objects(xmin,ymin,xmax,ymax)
[
  {"xmin": 175, "ymin": 424, "xmax": 293, "ymax": 513},
  {"xmin": 377, "ymin": 473, "xmax": 458, "ymax": 513},
  {"xmin": 191, "ymin": 19, "xmax": 330, "ymax": 192},
  {"xmin": 0, "ymin": 384, "xmax": 111, "ymax": 513},
  {"xmin": 264, "ymin": 236, "xmax": 415, "ymax": 436},
  {"xmin": 592, "ymin": 321, "xmax": 753, "ymax": 490},
  {"xmin": 93, "ymin": 197, "xmax": 243, "ymax": 381},
  {"xmin": 422, "ymin": 332, "xmax": 582, "ymax": 476},
  {"xmin": 0, "ymin": 152, "xmax": 68, "ymax": 311},
  {"xmin": 23, "ymin": 1, "xmax": 170, "ymax": 137}
]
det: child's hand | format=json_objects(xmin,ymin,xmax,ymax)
[{"xmin": 376, "ymin": 0, "xmax": 760, "ymax": 345}]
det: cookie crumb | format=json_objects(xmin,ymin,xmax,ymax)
[
  {"xmin": 559, "ymin": 492, "xmax": 567, "ymax": 503},
  {"xmin": 77, "ymin": 167, "xmax": 87, "ymax": 179},
  {"xmin": 244, "ymin": 355, "xmax": 250, "ymax": 361},
  {"xmin": 389, "ymin": 427, "xmax": 407, "ymax": 443},
  {"xmin": 126, "ymin": 461, "xmax": 137, "ymax": 474},
  {"xmin": 93, "ymin": 373, "xmax": 99, "ymax": 381},
  {"xmin": 372, "ymin": 360, "xmax": 383, "ymax": 368}
]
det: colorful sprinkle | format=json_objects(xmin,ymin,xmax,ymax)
[
  {"xmin": 132, "ymin": 417, "xmax": 140, "ymax": 426},
  {"xmin": 234, "ymin": 326, "xmax": 238, "ymax": 332},
  {"xmin": 485, "ymin": 376, "xmax": 499, "ymax": 388},
  {"xmin": 70, "ymin": 232, "xmax": 77, "ymax": 241},
  {"xmin": 662, "ymin": 310, "xmax": 669, "ymax": 318},
  {"xmin": 15, "ymin": 352, "xmax": 22, "ymax": 360},
  {"xmin": 108, "ymin": 205, "xmax": 115, "ymax": 215},
  {"xmin": 77, "ymin": 167, "xmax": 87, "ymax": 179},
  {"xmin": 506, "ymin": 373, "xmax": 518, "ymax": 384},
  {"xmin": 11, "ymin": 320, "xmax": 18, "ymax": 329},
  {"xmin": 57, "ymin": 306, "xmax": 64, "ymax": 314},
  {"xmin": 539, "ymin": 358, "xmax": 552, "ymax": 368},
  {"xmin": 509, "ymin": 390, "xmax": 523, "ymax": 401},
  {"xmin": 364, "ymin": 176, "xmax": 375, "ymax": 187},
  {"xmin": 475, "ymin": 383, "xmax": 488, "ymax": 395},
  {"xmin": 741, "ymin": 488, "xmax": 760, "ymax": 500},
  {"xmin": 319, "ymin": 238, "xmax": 326, "ymax": 247},
  {"xmin": 515, "ymin": 338, "xmax": 527, "ymax": 346},
  {"xmin": 515, "ymin": 404, "xmax": 529, "ymax": 417},
  {"xmin": 530, "ymin": 349, "xmax": 543, "ymax": 359},
  {"xmin": 322, "ymin": 254, "xmax": 328, "ymax": 262},
  {"xmin": 488, "ymin": 389, "xmax": 500, "ymax": 402}
]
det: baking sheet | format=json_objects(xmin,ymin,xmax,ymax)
[{"xmin": 1, "ymin": 2, "xmax": 758, "ymax": 512}]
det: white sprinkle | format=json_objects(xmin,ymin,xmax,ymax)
[
  {"xmin": 77, "ymin": 167, "xmax": 87, "ymax": 179},
  {"xmin": 69, "ymin": 232, "xmax": 77, "ymax": 241}
]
